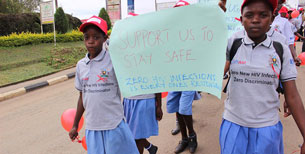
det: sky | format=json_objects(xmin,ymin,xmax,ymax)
[
  {"xmin": 57, "ymin": 0, "xmax": 106, "ymax": 20},
  {"xmin": 55, "ymin": 0, "xmax": 198, "ymax": 20}
]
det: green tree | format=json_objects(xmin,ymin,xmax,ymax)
[
  {"xmin": 54, "ymin": 7, "xmax": 68, "ymax": 34},
  {"xmin": 0, "ymin": 0, "xmax": 39, "ymax": 14},
  {"xmin": 98, "ymin": 8, "xmax": 111, "ymax": 30}
]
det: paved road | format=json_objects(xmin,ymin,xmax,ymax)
[{"xmin": 1, "ymin": 45, "xmax": 305, "ymax": 154}]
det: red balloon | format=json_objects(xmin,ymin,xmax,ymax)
[
  {"xmin": 298, "ymin": 52, "xmax": 305, "ymax": 65},
  {"xmin": 61, "ymin": 108, "xmax": 84, "ymax": 132},
  {"xmin": 161, "ymin": 92, "xmax": 168, "ymax": 98},
  {"xmin": 291, "ymin": 10, "xmax": 299, "ymax": 18},
  {"xmin": 82, "ymin": 136, "xmax": 87, "ymax": 151}
]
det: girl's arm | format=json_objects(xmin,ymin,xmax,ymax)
[
  {"xmin": 283, "ymin": 80, "xmax": 305, "ymax": 153},
  {"xmin": 155, "ymin": 93, "xmax": 163, "ymax": 121},
  {"xmin": 69, "ymin": 92, "xmax": 85, "ymax": 141},
  {"xmin": 224, "ymin": 61, "xmax": 230, "ymax": 76}
]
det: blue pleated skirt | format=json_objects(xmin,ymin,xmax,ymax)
[
  {"xmin": 123, "ymin": 98, "xmax": 159, "ymax": 139},
  {"xmin": 85, "ymin": 120, "xmax": 139, "ymax": 154},
  {"xmin": 219, "ymin": 119, "xmax": 283, "ymax": 154}
]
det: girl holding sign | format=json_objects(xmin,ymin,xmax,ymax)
[{"xmin": 220, "ymin": 0, "xmax": 305, "ymax": 154}]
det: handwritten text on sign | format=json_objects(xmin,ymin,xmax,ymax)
[{"xmin": 109, "ymin": 3, "xmax": 227, "ymax": 99}]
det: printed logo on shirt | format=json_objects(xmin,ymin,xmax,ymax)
[
  {"xmin": 97, "ymin": 69, "xmax": 109, "ymax": 82},
  {"xmin": 82, "ymin": 77, "xmax": 89, "ymax": 81},
  {"xmin": 289, "ymin": 59, "xmax": 295, "ymax": 65},
  {"xmin": 274, "ymin": 25, "xmax": 281, "ymax": 33},
  {"xmin": 231, "ymin": 60, "xmax": 246, "ymax": 65},
  {"xmin": 269, "ymin": 54, "xmax": 279, "ymax": 67}
]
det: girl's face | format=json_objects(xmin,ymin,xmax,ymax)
[
  {"xmin": 84, "ymin": 27, "xmax": 106, "ymax": 59},
  {"xmin": 241, "ymin": 1, "xmax": 273, "ymax": 44}
]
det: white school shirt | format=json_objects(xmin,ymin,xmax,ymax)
[
  {"xmin": 271, "ymin": 15, "xmax": 295, "ymax": 45},
  {"xmin": 228, "ymin": 28, "xmax": 288, "ymax": 54},
  {"xmin": 290, "ymin": 17, "xmax": 301, "ymax": 31},
  {"xmin": 75, "ymin": 49, "xmax": 124, "ymax": 130},
  {"xmin": 224, "ymin": 34, "xmax": 297, "ymax": 128},
  {"xmin": 297, "ymin": 14, "xmax": 303, "ymax": 28}
]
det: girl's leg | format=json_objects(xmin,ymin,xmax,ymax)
[
  {"xmin": 182, "ymin": 114, "xmax": 197, "ymax": 153},
  {"xmin": 171, "ymin": 113, "xmax": 181, "ymax": 135},
  {"xmin": 182, "ymin": 115, "xmax": 195, "ymax": 135},
  {"xmin": 175, "ymin": 113, "xmax": 189, "ymax": 153},
  {"xmin": 136, "ymin": 139, "xmax": 158, "ymax": 154},
  {"xmin": 135, "ymin": 139, "xmax": 145, "ymax": 154},
  {"xmin": 177, "ymin": 113, "xmax": 188, "ymax": 139}
]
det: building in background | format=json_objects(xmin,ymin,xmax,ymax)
[
  {"xmin": 106, "ymin": 0, "xmax": 198, "ymax": 23},
  {"xmin": 106, "ymin": 0, "xmax": 121, "ymax": 25}
]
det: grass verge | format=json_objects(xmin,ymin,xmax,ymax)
[{"xmin": 0, "ymin": 41, "xmax": 86, "ymax": 87}]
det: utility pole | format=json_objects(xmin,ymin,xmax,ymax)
[{"xmin": 55, "ymin": 0, "xmax": 58, "ymax": 9}]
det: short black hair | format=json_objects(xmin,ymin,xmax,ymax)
[
  {"xmin": 83, "ymin": 25, "xmax": 107, "ymax": 37},
  {"xmin": 241, "ymin": 0, "xmax": 274, "ymax": 14}
]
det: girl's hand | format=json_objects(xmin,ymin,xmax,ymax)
[
  {"xmin": 301, "ymin": 143, "xmax": 305, "ymax": 154},
  {"xmin": 156, "ymin": 106, "xmax": 163, "ymax": 121},
  {"xmin": 295, "ymin": 57, "xmax": 302, "ymax": 66},
  {"xmin": 284, "ymin": 101, "xmax": 292, "ymax": 117},
  {"xmin": 218, "ymin": 0, "xmax": 227, "ymax": 12},
  {"xmin": 69, "ymin": 127, "xmax": 78, "ymax": 141}
]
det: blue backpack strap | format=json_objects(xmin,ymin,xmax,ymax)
[{"xmin": 223, "ymin": 38, "xmax": 243, "ymax": 93}]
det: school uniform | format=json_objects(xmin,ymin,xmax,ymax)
[
  {"xmin": 230, "ymin": 27, "xmax": 288, "ymax": 46},
  {"xmin": 166, "ymin": 91, "xmax": 201, "ymax": 115},
  {"xmin": 271, "ymin": 14, "xmax": 295, "ymax": 45},
  {"xmin": 220, "ymin": 33, "xmax": 297, "ymax": 154},
  {"xmin": 75, "ymin": 49, "xmax": 139, "ymax": 154},
  {"xmin": 290, "ymin": 17, "xmax": 301, "ymax": 31},
  {"xmin": 123, "ymin": 94, "xmax": 159, "ymax": 140}
]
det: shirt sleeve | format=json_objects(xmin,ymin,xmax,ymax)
[
  {"xmin": 75, "ymin": 63, "xmax": 83, "ymax": 91},
  {"xmin": 280, "ymin": 44, "xmax": 297, "ymax": 82}
]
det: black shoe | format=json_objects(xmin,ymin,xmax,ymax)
[
  {"xmin": 175, "ymin": 139, "xmax": 188, "ymax": 153},
  {"xmin": 171, "ymin": 122, "xmax": 180, "ymax": 135},
  {"xmin": 189, "ymin": 134, "xmax": 198, "ymax": 153},
  {"xmin": 148, "ymin": 144, "xmax": 158, "ymax": 154}
]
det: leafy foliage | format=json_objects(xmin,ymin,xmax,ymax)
[
  {"xmin": 0, "ymin": 0, "xmax": 40, "ymax": 14},
  {"xmin": 0, "ymin": 30, "xmax": 83, "ymax": 47},
  {"xmin": 54, "ymin": 7, "xmax": 68, "ymax": 34},
  {"xmin": 98, "ymin": 8, "xmax": 112, "ymax": 30}
]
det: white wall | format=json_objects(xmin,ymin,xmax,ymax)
[
  {"xmin": 121, "ymin": 0, "xmax": 128, "ymax": 19},
  {"xmin": 134, "ymin": 0, "xmax": 156, "ymax": 14}
]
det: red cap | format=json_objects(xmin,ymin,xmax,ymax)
[
  {"xmin": 174, "ymin": 0, "xmax": 190, "ymax": 7},
  {"xmin": 79, "ymin": 16, "xmax": 107, "ymax": 35},
  {"xmin": 128, "ymin": 12, "xmax": 139, "ymax": 17},
  {"xmin": 299, "ymin": 8, "xmax": 304, "ymax": 11},
  {"xmin": 241, "ymin": 0, "xmax": 278, "ymax": 13},
  {"xmin": 278, "ymin": 6, "xmax": 288, "ymax": 14}
]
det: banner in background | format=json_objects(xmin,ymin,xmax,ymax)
[
  {"xmin": 109, "ymin": 3, "xmax": 227, "ymax": 99},
  {"xmin": 199, "ymin": 0, "xmax": 243, "ymax": 37},
  {"xmin": 40, "ymin": 1, "xmax": 54, "ymax": 24}
]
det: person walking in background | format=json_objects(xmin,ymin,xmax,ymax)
[{"xmin": 123, "ymin": 93, "xmax": 162, "ymax": 154}]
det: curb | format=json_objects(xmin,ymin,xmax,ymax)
[{"xmin": 0, "ymin": 72, "xmax": 75, "ymax": 102}]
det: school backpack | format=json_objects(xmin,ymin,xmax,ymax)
[{"xmin": 223, "ymin": 38, "xmax": 284, "ymax": 94}]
